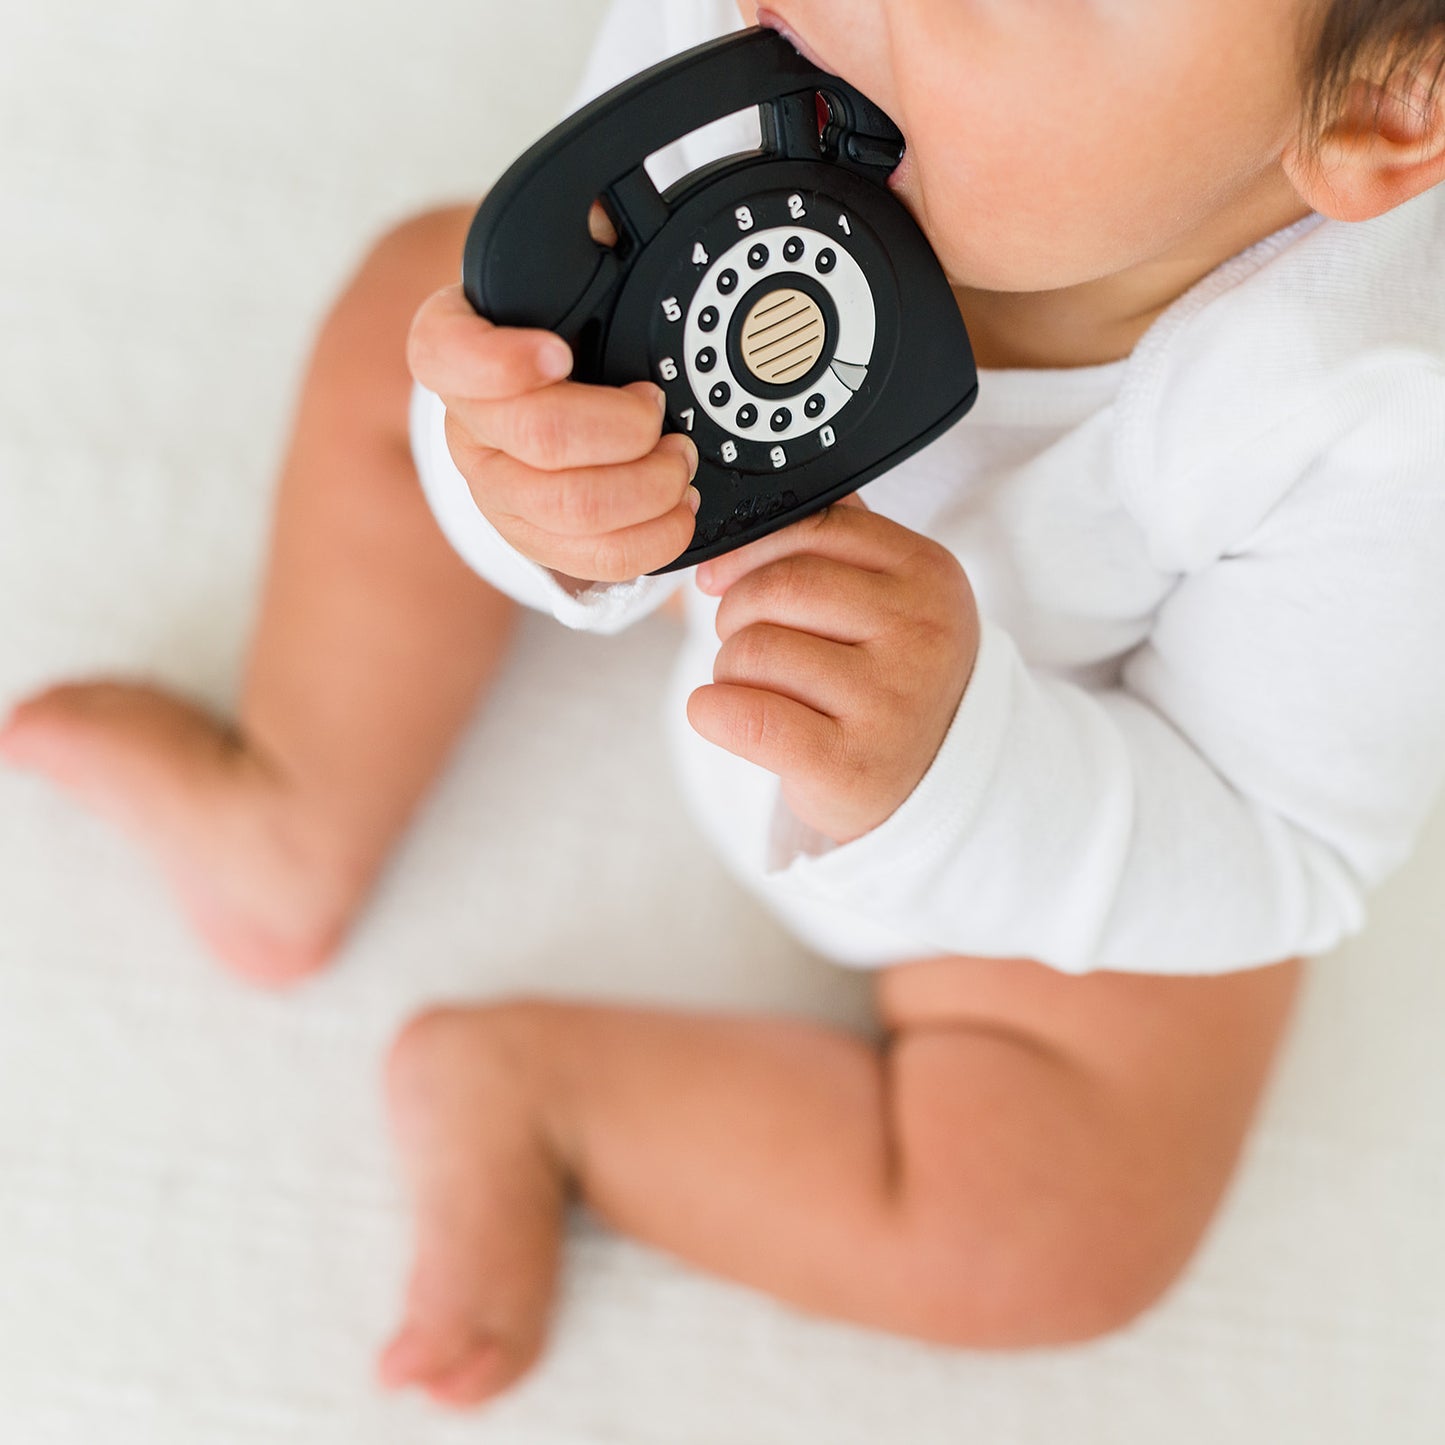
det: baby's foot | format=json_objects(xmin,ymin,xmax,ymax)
[
  {"xmin": 0, "ymin": 681, "xmax": 369, "ymax": 985},
  {"xmin": 379, "ymin": 1007, "xmax": 569, "ymax": 1410}
]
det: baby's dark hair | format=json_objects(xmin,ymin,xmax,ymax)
[{"xmin": 1299, "ymin": 0, "xmax": 1445, "ymax": 164}]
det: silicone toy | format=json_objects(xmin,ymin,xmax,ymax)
[{"xmin": 464, "ymin": 26, "xmax": 978, "ymax": 573}]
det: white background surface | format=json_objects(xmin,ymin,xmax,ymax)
[{"xmin": 2, "ymin": 2, "xmax": 1444, "ymax": 1440}]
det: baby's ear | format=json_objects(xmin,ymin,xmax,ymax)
[{"xmin": 1283, "ymin": 40, "xmax": 1445, "ymax": 221}]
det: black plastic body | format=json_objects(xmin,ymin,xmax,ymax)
[{"xmin": 463, "ymin": 26, "xmax": 977, "ymax": 574}]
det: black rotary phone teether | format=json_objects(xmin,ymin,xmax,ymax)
[{"xmin": 463, "ymin": 26, "xmax": 978, "ymax": 574}]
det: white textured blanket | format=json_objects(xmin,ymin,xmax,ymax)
[{"xmin": 2, "ymin": 3, "xmax": 1443, "ymax": 1441}]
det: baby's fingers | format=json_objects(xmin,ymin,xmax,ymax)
[
  {"xmin": 408, "ymin": 285, "xmax": 573, "ymax": 399},
  {"xmin": 450, "ymin": 419, "xmax": 699, "ymax": 539},
  {"xmin": 491, "ymin": 478, "xmax": 701, "ymax": 582},
  {"xmin": 686, "ymin": 682, "xmax": 841, "ymax": 780},
  {"xmin": 449, "ymin": 379, "xmax": 668, "ymax": 472}
]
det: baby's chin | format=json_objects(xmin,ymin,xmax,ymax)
[
  {"xmin": 891, "ymin": 185, "xmax": 1102, "ymax": 295},
  {"xmin": 945, "ymin": 251, "xmax": 1097, "ymax": 297},
  {"xmin": 922, "ymin": 231, "xmax": 1080, "ymax": 298}
]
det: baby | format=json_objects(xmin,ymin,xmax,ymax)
[{"xmin": 4, "ymin": 0, "xmax": 1445, "ymax": 1412}]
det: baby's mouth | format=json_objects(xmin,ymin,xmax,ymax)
[
  {"xmin": 885, "ymin": 150, "xmax": 912, "ymax": 194},
  {"xmin": 755, "ymin": 7, "xmax": 831, "ymax": 74}
]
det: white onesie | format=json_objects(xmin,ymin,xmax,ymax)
[{"xmin": 410, "ymin": 0, "xmax": 1445, "ymax": 975}]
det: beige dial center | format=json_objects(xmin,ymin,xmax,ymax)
[{"xmin": 738, "ymin": 287, "xmax": 827, "ymax": 387}]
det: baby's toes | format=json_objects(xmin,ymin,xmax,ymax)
[
  {"xmin": 379, "ymin": 1318, "xmax": 533, "ymax": 1409},
  {"xmin": 426, "ymin": 1339, "xmax": 518, "ymax": 1408},
  {"xmin": 376, "ymin": 1318, "xmax": 473, "ymax": 1391}
]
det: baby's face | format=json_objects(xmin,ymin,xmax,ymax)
[{"xmin": 741, "ymin": 0, "xmax": 1314, "ymax": 292}]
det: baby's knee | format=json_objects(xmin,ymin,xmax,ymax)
[
  {"xmin": 1002, "ymin": 1206, "xmax": 1198, "ymax": 1345},
  {"xmin": 876, "ymin": 956, "xmax": 1299, "ymax": 1347},
  {"xmin": 897, "ymin": 1186, "xmax": 1197, "ymax": 1350},
  {"xmin": 354, "ymin": 206, "xmax": 476, "ymax": 301},
  {"xmin": 881, "ymin": 1006, "xmax": 1236, "ymax": 1347},
  {"xmin": 314, "ymin": 205, "xmax": 475, "ymax": 389},
  {"xmin": 387, "ymin": 998, "xmax": 562, "ymax": 1104}
]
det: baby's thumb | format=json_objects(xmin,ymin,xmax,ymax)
[{"xmin": 408, "ymin": 285, "xmax": 572, "ymax": 399}]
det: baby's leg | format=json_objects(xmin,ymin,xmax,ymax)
[
  {"xmin": 0, "ymin": 206, "xmax": 516, "ymax": 984},
  {"xmin": 378, "ymin": 952, "xmax": 1300, "ymax": 1407}
]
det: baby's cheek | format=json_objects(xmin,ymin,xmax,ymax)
[{"xmin": 919, "ymin": 157, "xmax": 1151, "ymax": 293}]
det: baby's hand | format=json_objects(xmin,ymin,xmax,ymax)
[
  {"xmin": 690, "ymin": 497, "xmax": 981, "ymax": 846},
  {"xmin": 408, "ymin": 286, "xmax": 701, "ymax": 582}
]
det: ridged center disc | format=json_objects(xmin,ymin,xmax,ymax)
[{"xmin": 738, "ymin": 288, "xmax": 827, "ymax": 386}]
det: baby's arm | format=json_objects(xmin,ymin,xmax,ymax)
[{"xmin": 703, "ymin": 365, "xmax": 1445, "ymax": 975}]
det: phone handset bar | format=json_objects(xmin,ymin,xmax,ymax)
[{"xmin": 464, "ymin": 28, "xmax": 903, "ymax": 331}]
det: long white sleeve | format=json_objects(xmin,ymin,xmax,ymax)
[{"xmin": 764, "ymin": 363, "xmax": 1445, "ymax": 973}]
